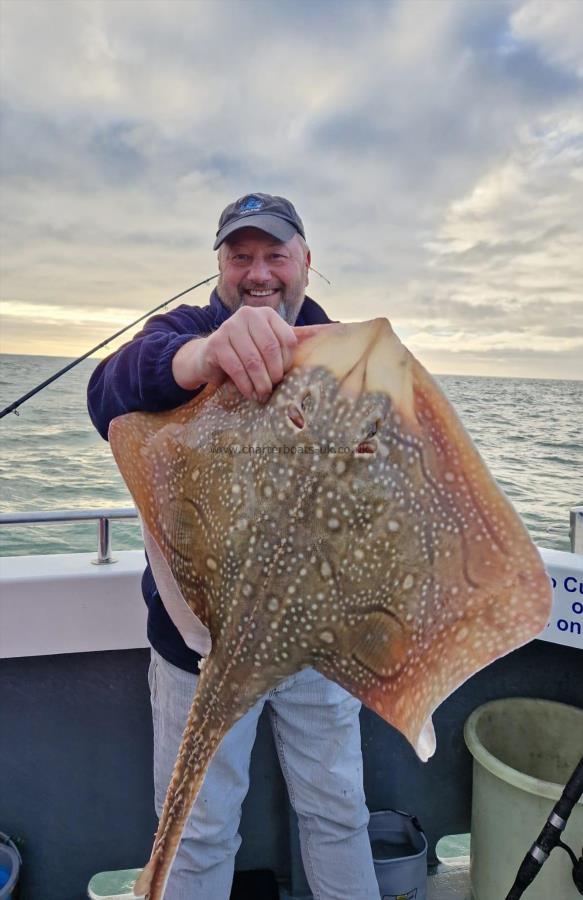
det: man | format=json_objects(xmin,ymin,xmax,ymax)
[{"xmin": 88, "ymin": 193, "xmax": 380, "ymax": 900}]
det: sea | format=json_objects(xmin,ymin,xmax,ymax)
[{"xmin": 0, "ymin": 353, "xmax": 581, "ymax": 558}]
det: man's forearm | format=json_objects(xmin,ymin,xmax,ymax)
[{"xmin": 87, "ymin": 330, "xmax": 204, "ymax": 440}]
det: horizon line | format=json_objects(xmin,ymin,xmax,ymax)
[{"xmin": 0, "ymin": 350, "xmax": 581, "ymax": 383}]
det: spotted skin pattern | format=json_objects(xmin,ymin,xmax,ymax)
[{"xmin": 109, "ymin": 319, "xmax": 551, "ymax": 899}]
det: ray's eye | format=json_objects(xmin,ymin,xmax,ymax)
[
  {"xmin": 356, "ymin": 420, "xmax": 380, "ymax": 455},
  {"xmin": 287, "ymin": 403, "xmax": 305, "ymax": 429},
  {"xmin": 301, "ymin": 391, "xmax": 313, "ymax": 412},
  {"xmin": 287, "ymin": 390, "xmax": 314, "ymax": 430}
]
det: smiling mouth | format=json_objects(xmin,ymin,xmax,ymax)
[
  {"xmin": 246, "ymin": 289, "xmax": 278, "ymax": 296},
  {"xmin": 243, "ymin": 288, "xmax": 280, "ymax": 301}
]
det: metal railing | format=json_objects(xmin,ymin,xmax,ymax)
[
  {"xmin": 1, "ymin": 504, "xmax": 582, "ymax": 564},
  {"xmin": 0, "ymin": 507, "xmax": 138, "ymax": 564},
  {"xmin": 571, "ymin": 506, "xmax": 583, "ymax": 555}
]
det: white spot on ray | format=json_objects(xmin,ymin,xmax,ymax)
[{"xmin": 455, "ymin": 626, "xmax": 470, "ymax": 643}]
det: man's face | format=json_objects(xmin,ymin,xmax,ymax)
[{"xmin": 217, "ymin": 228, "xmax": 311, "ymax": 325}]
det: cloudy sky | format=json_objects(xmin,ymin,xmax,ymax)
[{"xmin": 1, "ymin": 0, "xmax": 582, "ymax": 378}]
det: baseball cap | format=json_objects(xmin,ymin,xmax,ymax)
[{"xmin": 213, "ymin": 193, "xmax": 305, "ymax": 250}]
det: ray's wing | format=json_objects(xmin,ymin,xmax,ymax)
[
  {"xmin": 291, "ymin": 320, "xmax": 551, "ymax": 759},
  {"xmin": 109, "ymin": 391, "xmax": 218, "ymax": 632}
]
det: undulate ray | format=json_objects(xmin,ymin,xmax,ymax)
[{"xmin": 108, "ymin": 318, "xmax": 551, "ymax": 900}]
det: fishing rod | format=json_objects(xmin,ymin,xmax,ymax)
[
  {"xmin": 505, "ymin": 754, "xmax": 583, "ymax": 898},
  {"xmin": 0, "ymin": 275, "xmax": 218, "ymax": 421},
  {"xmin": 0, "ymin": 264, "xmax": 331, "ymax": 421}
]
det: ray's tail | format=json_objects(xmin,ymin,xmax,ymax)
[{"xmin": 133, "ymin": 660, "xmax": 236, "ymax": 900}]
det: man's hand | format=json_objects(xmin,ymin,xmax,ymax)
[{"xmin": 172, "ymin": 306, "xmax": 298, "ymax": 402}]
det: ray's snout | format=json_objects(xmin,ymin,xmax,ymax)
[{"xmin": 294, "ymin": 319, "xmax": 415, "ymax": 420}]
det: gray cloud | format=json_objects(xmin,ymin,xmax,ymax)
[{"xmin": 0, "ymin": 0, "xmax": 581, "ymax": 378}]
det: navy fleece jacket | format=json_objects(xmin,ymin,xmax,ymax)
[{"xmin": 87, "ymin": 288, "xmax": 332, "ymax": 672}]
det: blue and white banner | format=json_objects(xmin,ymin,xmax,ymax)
[{"xmin": 539, "ymin": 548, "xmax": 583, "ymax": 650}]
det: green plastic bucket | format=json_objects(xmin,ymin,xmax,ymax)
[
  {"xmin": 368, "ymin": 809, "xmax": 428, "ymax": 900},
  {"xmin": 88, "ymin": 868, "xmax": 143, "ymax": 899},
  {"xmin": 0, "ymin": 833, "xmax": 21, "ymax": 900},
  {"xmin": 464, "ymin": 698, "xmax": 583, "ymax": 900}
]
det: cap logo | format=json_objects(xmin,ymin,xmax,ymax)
[{"xmin": 238, "ymin": 195, "xmax": 264, "ymax": 212}]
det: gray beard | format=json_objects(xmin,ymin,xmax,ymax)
[
  {"xmin": 229, "ymin": 295, "xmax": 299, "ymax": 325},
  {"xmin": 276, "ymin": 299, "xmax": 298, "ymax": 325}
]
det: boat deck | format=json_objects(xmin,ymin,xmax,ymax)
[
  {"xmin": 87, "ymin": 859, "xmax": 472, "ymax": 899},
  {"xmin": 428, "ymin": 859, "xmax": 471, "ymax": 900}
]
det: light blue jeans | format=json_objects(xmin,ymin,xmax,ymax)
[{"xmin": 148, "ymin": 648, "xmax": 380, "ymax": 900}]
